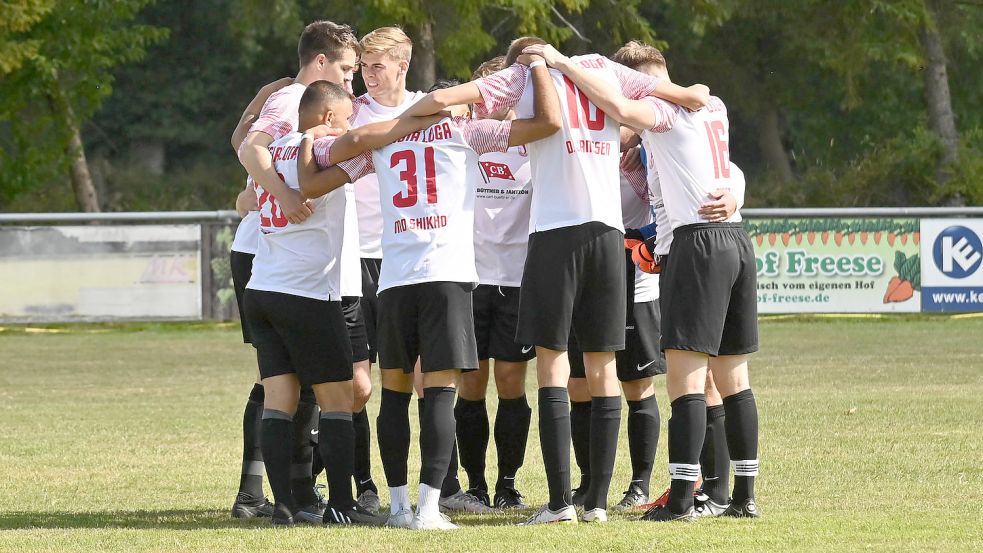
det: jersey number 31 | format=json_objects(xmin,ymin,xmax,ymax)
[{"xmin": 391, "ymin": 147, "xmax": 438, "ymax": 208}]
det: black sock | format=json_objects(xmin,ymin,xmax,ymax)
[
  {"xmin": 261, "ymin": 409, "xmax": 296, "ymax": 512},
  {"xmin": 455, "ymin": 398, "xmax": 489, "ymax": 492},
  {"xmin": 667, "ymin": 393, "xmax": 706, "ymax": 514},
  {"xmin": 377, "ymin": 388, "xmax": 412, "ymax": 488},
  {"xmin": 291, "ymin": 389, "xmax": 319, "ymax": 507},
  {"xmin": 442, "ymin": 440, "xmax": 461, "ymax": 496},
  {"xmin": 494, "ymin": 395, "xmax": 531, "ymax": 491},
  {"xmin": 318, "ymin": 412, "xmax": 355, "ymax": 511},
  {"xmin": 584, "ymin": 396, "xmax": 621, "ymax": 511},
  {"xmin": 700, "ymin": 404, "xmax": 730, "ymax": 504},
  {"xmin": 352, "ymin": 408, "xmax": 377, "ymax": 495},
  {"xmin": 238, "ymin": 384, "xmax": 265, "ymax": 498},
  {"xmin": 420, "ymin": 387, "xmax": 457, "ymax": 489},
  {"xmin": 627, "ymin": 395, "xmax": 659, "ymax": 497},
  {"xmin": 539, "ymin": 387, "xmax": 572, "ymax": 510},
  {"xmin": 570, "ymin": 399, "xmax": 592, "ymax": 492},
  {"xmin": 723, "ymin": 389, "xmax": 759, "ymax": 503}
]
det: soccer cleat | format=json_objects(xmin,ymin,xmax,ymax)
[
  {"xmin": 693, "ymin": 492, "xmax": 729, "ymax": 518},
  {"xmin": 270, "ymin": 503, "xmax": 297, "ymax": 526},
  {"xmin": 386, "ymin": 507, "xmax": 414, "ymax": 528},
  {"xmin": 410, "ymin": 512, "xmax": 459, "ymax": 530},
  {"xmin": 356, "ymin": 489, "xmax": 381, "ymax": 514},
  {"xmin": 231, "ymin": 492, "xmax": 274, "ymax": 519},
  {"xmin": 639, "ymin": 482, "xmax": 699, "ymax": 510},
  {"xmin": 571, "ymin": 486, "xmax": 588, "ymax": 507},
  {"xmin": 580, "ymin": 508, "xmax": 608, "ymax": 523},
  {"xmin": 519, "ymin": 504, "xmax": 578, "ymax": 525},
  {"xmin": 293, "ymin": 503, "xmax": 325, "ymax": 524},
  {"xmin": 723, "ymin": 497, "xmax": 761, "ymax": 518},
  {"xmin": 438, "ymin": 489, "xmax": 495, "ymax": 513},
  {"xmin": 493, "ymin": 487, "xmax": 527, "ymax": 509},
  {"xmin": 640, "ymin": 504, "xmax": 696, "ymax": 522},
  {"xmin": 612, "ymin": 483, "xmax": 649, "ymax": 512},
  {"xmin": 466, "ymin": 486, "xmax": 492, "ymax": 508},
  {"xmin": 323, "ymin": 503, "xmax": 387, "ymax": 525}
]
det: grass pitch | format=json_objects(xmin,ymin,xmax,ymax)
[{"xmin": 0, "ymin": 317, "xmax": 981, "ymax": 552}]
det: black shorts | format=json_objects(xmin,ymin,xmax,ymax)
[
  {"xmin": 230, "ymin": 250, "xmax": 255, "ymax": 343},
  {"xmin": 343, "ymin": 296, "xmax": 370, "ymax": 363},
  {"xmin": 377, "ymin": 281, "xmax": 479, "ymax": 374},
  {"xmin": 517, "ymin": 222, "xmax": 627, "ymax": 352},
  {"xmin": 360, "ymin": 258, "xmax": 382, "ymax": 363},
  {"xmin": 473, "ymin": 285, "xmax": 535, "ymax": 362},
  {"xmin": 569, "ymin": 300, "xmax": 665, "ymax": 382},
  {"xmin": 660, "ymin": 223, "xmax": 758, "ymax": 356},
  {"xmin": 243, "ymin": 289, "xmax": 353, "ymax": 385}
]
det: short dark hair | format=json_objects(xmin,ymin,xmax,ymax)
[
  {"xmin": 611, "ymin": 41, "xmax": 666, "ymax": 71},
  {"xmin": 299, "ymin": 80, "xmax": 351, "ymax": 116},
  {"xmin": 504, "ymin": 36, "xmax": 547, "ymax": 67},
  {"xmin": 471, "ymin": 56, "xmax": 506, "ymax": 81},
  {"xmin": 298, "ymin": 20, "xmax": 359, "ymax": 66},
  {"xmin": 427, "ymin": 79, "xmax": 461, "ymax": 92}
]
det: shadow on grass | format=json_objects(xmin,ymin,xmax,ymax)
[{"xmin": 0, "ymin": 509, "xmax": 267, "ymax": 530}]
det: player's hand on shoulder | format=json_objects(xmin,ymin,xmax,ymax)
[
  {"xmin": 278, "ymin": 187, "xmax": 314, "ymax": 224},
  {"xmin": 305, "ymin": 124, "xmax": 344, "ymax": 140},
  {"xmin": 521, "ymin": 44, "xmax": 565, "ymax": 67},
  {"xmin": 699, "ymin": 189, "xmax": 737, "ymax": 222},
  {"xmin": 259, "ymin": 77, "xmax": 294, "ymax": 98},
  {"xmin": 684, "ymin": 84, "xmax": 711, "ymax": 111}
]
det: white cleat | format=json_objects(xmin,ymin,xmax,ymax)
[
  {"xmin": 581, "ymin": 508, "xmax": 608, "ymax": 523},
  {"xmin": 438, "ymin": 489, "xmax": 495, "ymax": 513},
  {"xmin": 519, "ymin": 504, "xmax": 578, "ymax": 525},
  {"xmin": 385, "ymin": 507, "xmax": 414, "ymax": 528},
  {"xmin": 410, "ymin": 512, "xmax": 459, "ymax": 530}
]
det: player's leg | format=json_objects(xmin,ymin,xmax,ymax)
[
  {"xmin": 456, "ymin": 360, "xmax": 490, "ymax": 503},
  {"xmin": 344, "ymin": 295, "xmax": 380, "ymax": 513},
  {"xmin": 374, "ymin": 286, "xmax": 417, "ymax": 527},
  {"xmin": 491, "ymin": 359, "xmax": 531, "ymax": 508},
  {"xmin": 290, "ymin": 386, "xmax": 319, "ymax": 516},
  {"xmin": 229, "ymin": 250, "xmax": 272, "ymax": 518},
  {"xmin": 695, "ymin": 370, "xmax": 730, "ymax": 517},
  {"xmin": 576, "ymin": 223, "xmax": 629, "ymax": 522},
  {"xmin": 568, "ymin": 343, "xmax": 591, "ymax": 507}
]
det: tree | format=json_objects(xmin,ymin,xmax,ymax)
[{"xmin": 0, "ymin": 0, "xmax": 165, "ymax": 211}]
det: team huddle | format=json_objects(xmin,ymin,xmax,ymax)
[{"xmin": 228, "ymin": 20, "xmax": 760, "ymax": 530}]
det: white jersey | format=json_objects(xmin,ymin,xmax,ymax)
[
  {"xmin": 474, "ymin": 145, "xmax": 532, "ymax": 287},
  {"xmin": 231, "ymin": 82, "xmax": 307, "ymax": 256},
  {"xmin": 640, "ymin": 96, "xmax": 747, "ymax": 247},
  {"xmin": 246, "ymin": 133, "xmax": 346, "ymax": 301},
  {"xmin": 620, "ymin": 169, "xmax": 658, "ymax": 302},
  {"xmin": 340, "ymin": 183, "xmax": 361, "ymax": 297},
  {"xmin": 350, "ymin": 90, "xmax": 428, "ymax": 258},
  {"xmin": 475, "ymin": 56, "xmax": 662, "ymax": 234},
  {"xmin": 341, "ymin": 116, "xmax": 512, "ymax": 293},
  {"xmin": 643, "ymin": 144, "xmax": 746, "ymax": 256}
]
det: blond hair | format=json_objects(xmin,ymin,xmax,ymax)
[
  {"xmin": 611, "ymin": 41, "xmax": 666, "ymax": 71},
  {"xmin": 471, "ymin": 56, "xmax": 506, "ymax": 81},
  {"xmin": 360, "ymin": 26, "xmax": 413, "ymax": 62}
]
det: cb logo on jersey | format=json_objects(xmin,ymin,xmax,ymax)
[{"xmin": 932, "ymin": 225, "xmax": 982, "ymax": 279}]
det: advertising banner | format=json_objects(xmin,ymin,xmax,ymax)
[
  {"xmin": 0, "ymin": 225, "xmax": 202, "ymax": 322},
  {"xmin": 745, "ymin": 218, "xmax": 921, "ymax": 313},
  {"xmin": 919, "ymin": 219, "xmax": 983, "ymax": 312}
]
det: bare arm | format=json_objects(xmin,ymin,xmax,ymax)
[
  {"xmin": 401, "ymin": 83, "xmax": 484, "ymax": 118},
  {"xmin": 506, "ymin": 57, "xmax": 562, "ymax": 146},
  {"xmin": 296, "ymin": 137, "xmax": 355, "ymax": 199},
  {"xmin": 230, "ymin": 77, "xmax": 293, "ymax": 152},
  {"xmin": 234, "ymin": 184, "xmax": 257, "ymax": 218},
  {"xmin": 239, "ymin": 131, "xmax": 313, "ymax": 223},
  {"xmin": 327, "ymin": 114, "xmax": 444, "ymax": 162}
]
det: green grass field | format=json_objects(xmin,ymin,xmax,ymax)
[{"xmin": 1, "ymin": 317, "xmax": 981, "ymax": 552}]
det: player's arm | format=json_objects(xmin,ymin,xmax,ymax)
[
  {"xmin": 401, "ymin": 83, "xmax": 484, "ymax": 117},
  {"xmin": 505, "ymin": 56, "xmax": 562, "ymax": 146},
  {"xmin": 327, "ymin": 114, "xmax": 444, "ymax": 162},
  {"xmin": 239, "ymin": 131, "xmax": 313, "ymax": 223},
  {"xmin": 230, "ymin": 77, "xmax": 293, "ymax": 152},
  {"xmin": 296, "ymin": 133, "xmax": 357, "ymax": 200},
  {"xmin": 234, "ymin": 184, "xmax": 257, "ymax": 218},
  {"xmin": 699, "ymin": 165, "xmax": 746, "ymax": 221}
]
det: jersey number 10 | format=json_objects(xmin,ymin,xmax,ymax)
[
  {"xmin": 391, "ymin": 147, "xmax": 438, "ymax": 208},
  {"xmin": 563, "ymin": 76, "xmax": 605, "ymax": 130}
]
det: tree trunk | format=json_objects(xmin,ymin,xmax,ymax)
[
  {"xmin": 49, "ymin": 80, "xmax": 100, "ymax": 212},
  {"xmin": 757, "ymin": 106, "xmax": 794, "ymax": 182},
  {"xmin": 921, "ymin": 0, "xmax": 961, "ymax": 203},
  {"xmin": 409, "ymin": 18, "xmax": 436, "ymax": 93}
]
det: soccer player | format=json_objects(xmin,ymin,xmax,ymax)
[
  {"xmin": 402, "ymin": 36, "xmax": 710, "ymax": 525},
  {"xmin": 230, "ymin": 20, "xmax": 359, "ymax": 521},
  {"xmin": 454, "ymin": 56, "xmax": 535, "ymax": 510},
  {"xmin": 347, "ymin": 28, "xmax": 429, "ymax": 509},
  {"xmin": 300, "ymin": 54, "xmax": 562, "ymax": 530},
  {"xmin": 525, "ymin": 42, "xmax": 760, "ymax": 522},
  {"xmin": 244, "ymin": 79, "xmax": 440, "ymax": 525}
]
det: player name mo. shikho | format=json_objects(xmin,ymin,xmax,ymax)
[{"xmin": 394, "ymin": 215, "xmax": 448, "ymax": 234}]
